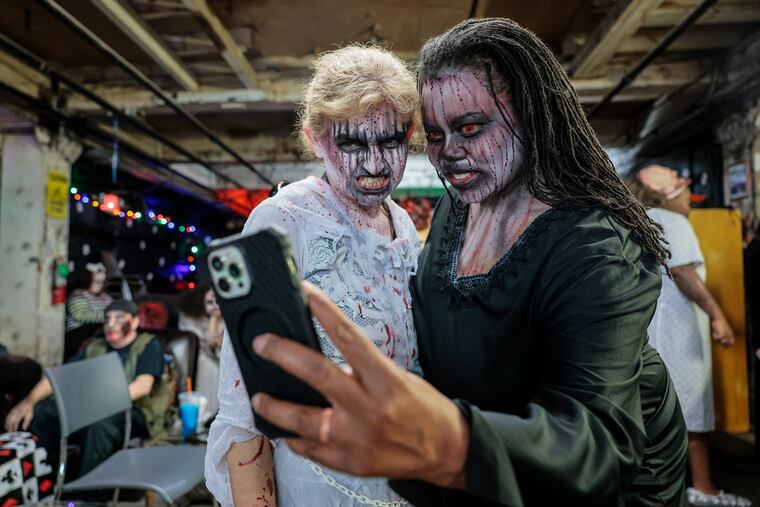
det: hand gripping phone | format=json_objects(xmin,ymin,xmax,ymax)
[{"xmin": 204, "ymin": 228, "xmax": 329, "ymax": 439}]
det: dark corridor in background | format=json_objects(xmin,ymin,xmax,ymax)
[{"xmin": 67, "ymin": 159, "xmax": 245, "ymax": 295}]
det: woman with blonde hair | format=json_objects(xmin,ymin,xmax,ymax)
[{"xmin": 205, "ymin": 45, "xmax": 422, "ymax": 506}]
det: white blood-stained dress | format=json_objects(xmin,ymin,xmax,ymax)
[
  {"xmin": 205, "ymin": 176, "xmax": 421, "ymax": 507},
  {"xmin": 646, "ymin": 207, "xmax": 714, "ymax": 432}
]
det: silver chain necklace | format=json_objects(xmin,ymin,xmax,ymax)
[{"xmin": 305, "ymin": 459, "xmax": 408, "ymax": 507}]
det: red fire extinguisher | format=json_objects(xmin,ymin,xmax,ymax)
[{"xmin": 51, "ymin": 257, "xmax": 68, "ymax": 305}]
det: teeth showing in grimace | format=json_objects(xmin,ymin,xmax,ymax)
[
  {"xmin": 451, "ymin": 172, "xmax": 475, "ymax": 181},
  {"xmin": 357, "ymin": 176, "xmax": 389, "ymax": 190}
]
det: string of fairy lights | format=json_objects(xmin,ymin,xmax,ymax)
[
  {"xmin": 69, "ymin": 186, "xmax": 199, "ymax": 234},
  {"xmin": 69, "ymin": 186, "xmax": 206, "ymax": 288}
]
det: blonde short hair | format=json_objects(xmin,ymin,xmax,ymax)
[{"xmin": 298, "ymin": 45, "xmax": 422, "ymax": 156}]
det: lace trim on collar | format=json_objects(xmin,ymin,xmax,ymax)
[{"xmin": 432, "ymin": 199, "xmax": 580, "ymax": 300}]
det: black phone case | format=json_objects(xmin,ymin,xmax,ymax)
[{"xmin": 204, "ymin": 229, "xmax": 329, "ymax": 439}]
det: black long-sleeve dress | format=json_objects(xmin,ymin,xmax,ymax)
[{"xmin": 390, "ymin": 195, "xmax": 687, "ymax": 506}]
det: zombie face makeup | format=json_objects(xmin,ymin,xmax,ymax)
[
  {"xmin": 313, "ymin": 103, "xmax": 410, "ymax": 208},
  {"xmin": 204, "ymin": 290, "xmax": 221, "ymax": 317},
  {"xmin": 422, "ymin": 68, "xmax": 523, "ymax": 204},
  {"xmin": 104, "ymin": 310, "xmax": 138, "ymax": 348}
]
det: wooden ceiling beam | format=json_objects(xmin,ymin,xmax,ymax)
[
  {"xmin": 64, "ymin": 59, "xmax": 707, "ymax": 115},
  {"xmin": 642, "ymin": 2, "xmax": 760, "ymax": 27},
  {"xmin": 570, "ymin": 0, "xmax": 665, "ymax": 77},
  {"xmin": 574, "ymin": 60, "xmax": 708, "ymax": 100},
  {"xmin": 618, "ymin": 25, "xmax": 752, "ymax": 53},
  {"xmin": 182, "ymin": 0, "xmax": 258, "ymax": 89},
  {"xmin": 89, "ymin": 0, "xmax": 199, "ymax": 91}
]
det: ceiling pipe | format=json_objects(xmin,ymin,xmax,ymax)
[
  {"xmin": 587, "ymin": 0, "xmax": 718, "ymax": 119},
  {"xmin": 0, "ymin": 30, "xmax": 247, "ymax": 189},
  {"xmin": 0, "ymin": 79, "xmax": 223, "ymax": 199},
  {"xmin": 35, "ymin": 0, "xmax": 273, "ymax": 185}
]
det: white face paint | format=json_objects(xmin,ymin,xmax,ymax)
[
  {"xmin": 312, "ymin": 103, "xmax": 410, "ymax": 208},
  {"xmin": 422, "ymin": 69, "xmax": 523, "ymax": 204}
]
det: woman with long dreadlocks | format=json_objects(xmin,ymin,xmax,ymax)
[{"xmin": 248, "ymin": 18, "xmax": 687, "ymax": 506}]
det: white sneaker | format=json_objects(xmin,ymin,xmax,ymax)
[{"xmin": 687, "ymin": 487, "xmax": 753, "ymax": 507}]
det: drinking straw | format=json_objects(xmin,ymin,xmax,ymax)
[{"xmin": 186, "ymin": 377, "xmax": 193, "ymax": 395}]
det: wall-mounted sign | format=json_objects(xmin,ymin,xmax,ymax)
[
  {"xmin": 46, "ymin": 170, "xmax": 69, "ymax": 219},
  {"xmin": 727, "ymin": 162, "xmax": 748, "ymax": 200}
]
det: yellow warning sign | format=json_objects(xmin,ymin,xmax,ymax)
[{"xmin": 46, "ymin": 171, "xmax": 69, "ymax": 219}]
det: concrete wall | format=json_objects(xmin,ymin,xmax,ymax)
[{"xmin": 0, "ymin": 125, "xmax": 81, "ymax": 365}]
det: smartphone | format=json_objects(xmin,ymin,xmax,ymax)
[{"xmin": 204, "ymin": 228, "xmax": 329, "ymax": 439}]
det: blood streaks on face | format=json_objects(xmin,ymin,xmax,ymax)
[
  {"xmin": 422, "ymin": 69, "xmax": 523, "ymax": 204},
  {"xmin": 318, "ymin": 102, "xmax": 410, "ymax": 208}
]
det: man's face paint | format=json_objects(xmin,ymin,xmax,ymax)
[
  {"xmin": 316, "ymin": 103, "xmax": 409, "ymax": 208},
  {"xmin": 422, "ymin": 69, "xmax": 523, "ymax": 204},
  {"xmin": 104, "ymin": 311, "xmax": 136, "ymax": 348}
]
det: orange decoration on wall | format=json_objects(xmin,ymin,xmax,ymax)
[{"xmin": 216, "ymin": 188, "xmax": 271, "ymax": 217}]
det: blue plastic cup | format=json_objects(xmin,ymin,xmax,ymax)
[{"xmin": 178, "ymin": 392, "xmax": 200, "ymax": 439}]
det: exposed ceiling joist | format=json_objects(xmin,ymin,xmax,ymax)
[
  {"xmin": 619, "ymin": 25, "xmax": 752, "ymax": 53},
  {"xmin": 66, "ymin": 84, "xmax": 295, "ymax": 111},
  {"xmin": 571, "ymin": 0, "xmax": 665, "ymax": 77},
  {"xmin": 0, "ymin": 51, "xmax": 48, "ymax": 93},
  {"xmin": 64, "ymin": 59, "xmax": 707, "ymax": 114},
  {"xmin": 163, "ymin": 35, "xmax": 216, "ymax": 48},
  {"xmin": 182, "ymin": 0, "xmax": 258, "ymax": 89},
  {"xmin": 89, "ymin": 0, "xmax": 199, "ymax": 91},
  {"xmin": 170, "ymin": 134, "xmax": 302, "ymax": 163},
  {"xmin": 575, "ymin": 60, "xmax": 709, "ymax": 101},
  {"xmin": 141, "ymin": 10, "xmax": 195, "ymax": 21},
  {"xmin": 129, "ymin": 0, "xmax": 187, "ymax": 10},
  {"xmin": 642, "ymin": 2, "xmax": 760, "ymax": 27}
]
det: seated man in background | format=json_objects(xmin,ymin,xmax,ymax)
[
  {"xmin": 3, "ymin": 300, "xmax": 169, "ymax": 478},
  {"xmin": 0, "ymin": 343, "xmax": 42, "ymax": 425}
]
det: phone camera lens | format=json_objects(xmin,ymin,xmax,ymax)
[
  {"xmin": 218, "ymin": 278, "xmax": 230, "ymax": 292},
  {"xmin": 211, "ymin": 256, "xmax": 224, "ymax": 271},
  {"xmin": 228, "ymin": 263, "xmax": 241, "ymax": 278}
]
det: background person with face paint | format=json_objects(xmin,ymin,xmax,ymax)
[
  {"xmin": 177, "ymin": 285, "xmax": 226, "ymax": 422},
  {"xmin": 4, "ymin": 300, "xmax": 167, "ymax": 483},
  {"xmin": 246, "ymin": 18, "xmax": 689, "ymax": 507},
  {"xmin": 205, "ymin": 46, "xmax": 422, "ymax": 507},
  {"xmin": 64, "ymin": 262, "xmax": 113, "ymax": 361}
]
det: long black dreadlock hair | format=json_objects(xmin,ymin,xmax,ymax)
[{"xmin": 417, "ymin": 17, "xmax": 669, "ymax": 267}]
